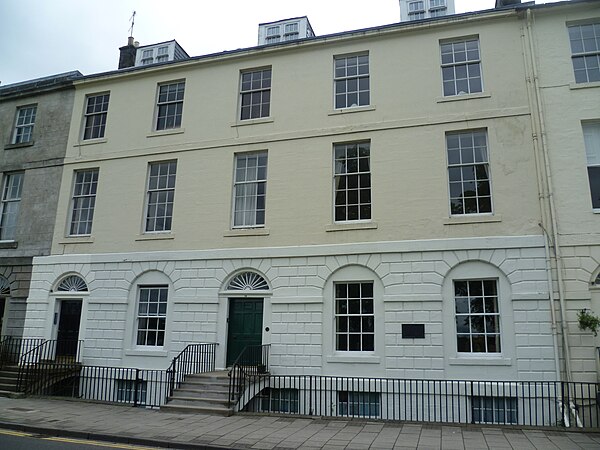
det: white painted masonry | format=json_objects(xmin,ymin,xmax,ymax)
[{"xmin": 24, "ymin": 235, "xmax": 556, "ymax": 380}]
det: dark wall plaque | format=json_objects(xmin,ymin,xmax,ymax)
[{"xmin": 402, "ymin": 324, "xmax": 425, "ymax": 339}]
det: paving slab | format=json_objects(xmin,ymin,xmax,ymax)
[{"xmin": 1, "ymin": 396, "xmax": 600, "ymax": 450}]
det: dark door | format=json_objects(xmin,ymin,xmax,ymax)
[
  {"xmin": 57, "ymin": 300, "xmax": 82, "ymax": 357},
  {"xmin": 226, "ymin": 298, "xmax": 263, "ymax": 366}
]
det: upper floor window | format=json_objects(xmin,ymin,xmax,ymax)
[
  {"xmin": 430, "ymin": 8, "xmax": 446, "ymax": 18},
  {"xmin": 335, "ymin": 282, "xmax": 374, "ymax": 352},
  {"xmin": 141, "ymin": 49, "xmax": 154, "ymax": 65},
  {"xmin": 447, "ymin": 130, "xmax": 492, "ymax": 215},
  {"xmin": 334, "ymin": 54, "xmax": 370, "ymax": 109},
  {"xmin": 284, "ymin": 23, "xmax": 299, "ymax": 41},
  {"xmin": 568, "ymin": 23, "xmax": 600, "ymax": 84},
  {"xmin": 454, "ymin": 279, "xmax": 500, "ymax": 353},
  {"xmin": 233, "ymin": 152, "xmax": 268, "ymax": 228},
  {"xmin": 334, "ymin": 142, "xmax": 371, "ymax": 222},
  {"xmin": 156, "ymin": 46, "xmax": 169, "ymax": 62},
  {"xmin": 13, "ymin": 105, "xmax": 36, "ymax": 144},
  {"xmin": 145, "ymin": 161, "xmax": 177, "ymax": 233},
  {"xmin": 266, "ymin": 26, "xmax": 280, "ymax": 44},
  {"xmin": 0, "ymin": 172, "xmax": 24, "ymax": 241},
  {"xmin": 441, "ymin": 38, "xmax": 483, "ymax": 96},
  {"xmin": 240, "ymin": 68, "xmax": 271, "ymax": 120},
  {"xmin": 83, "ymin": 94, "xmax": 109, "ymax": 140},
  {"xmin": 409, "ymin": 1, "xmax": 425, "ymax": 12},
  {"xmin": 136, "ymin": 285, "xmax": 168, "ymax": 347},
  {"xmin": 582, "ymin": 122, "xmax": 600, "ymax": 210},
  {"xmin": 429, "ymin": 0, "xmax": 446, "ymax": 9},
  {"xmin": 155, "ymin": 81, "xmax": 185, "ymax": 131},
  {"xmin": 69, "ymin": 169, "xmax": 99, "ymax": 236}
]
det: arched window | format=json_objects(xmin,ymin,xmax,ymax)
[
  {"xmin": 0, "ymin": 276, "xmax": 9, "ymax": 296},
  {"xmin": 56, "ymin": 275, "xmax": 88, "ymax": 292},
  {"xmin": 594, "ymin": 273, "xmax": 600, "ymax": 287},
  {"xmin": 227, "ymin": 272, "xmax": 269, "ymax": 291}
]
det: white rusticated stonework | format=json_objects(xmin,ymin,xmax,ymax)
[
  {"xmin": 23, "ymin": 235, "xmax": 566, "ymax": 380},
  {"xmin": 554, "ymin": 244, "xmax": 600, "ymax": 383}
]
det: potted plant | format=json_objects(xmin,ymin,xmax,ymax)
[{"xmin": 577, "ymin": 309, "xmax": 600, "ymax": 337}]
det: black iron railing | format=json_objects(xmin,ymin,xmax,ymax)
[
  {"xmin": 228, "ymin": 344, "xmax": 270, "ymax": 405},
  {"xmin": 237, "ymin": 375, "xmax": 600, "ymax": 429},
  {"xmin": 167, "ymin": 343, "xmax": 218, "ymax": 398},
  {"xmin": 17, "ymin": 339, "xmax": 83, "ymax": 393},
  {"xmin": 0, "ymin": 336, "xmax": 45, "ymax": 370}
]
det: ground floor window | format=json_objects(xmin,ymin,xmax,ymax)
[
  {"xmin": 472, "ymin": 396, "xmax": 517, "ymax": 424},
  {"xmin": 335, "ymin": 282, "xmax": 374, "ymax": 351},
  {"xmin": 136, "ymin": 285, "xmax": 168, "ymax": 346},
  {"xmin": 338, "ymin": 391, "xmax": 380, "ymax": 418},
  {"xmin": 115, "ymin": 379, "xmax": 147, "ymax": 404},
  {"xmin": 260, "ymin": 388, "xmax": 299, "ymax": 413}
]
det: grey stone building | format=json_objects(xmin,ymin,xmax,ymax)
[{"xmin": 0, "ymin": 71, "xmax": 81, "ymax": 337}]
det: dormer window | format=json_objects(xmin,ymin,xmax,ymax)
[
  {"xmin": 408, "ymin": 1, "xmax": 425, "ymax": 20},
  {"xmin": 266, "ymin": 26, "xmax": 280, "ymax": 44},
  {"xmin": 141, "ymin": 49, "xmax": 154, "ymax": 65},
  {"xmin": 284, "ymin": 23, "xmax": 299, "ymax": 41},
  {"xmin": 156, "ymin": 46, "xmax": 169, "ymax": 63},
  {"xmin": 430, "ymin": 0, "xmax": 446, "ymax": 9}
]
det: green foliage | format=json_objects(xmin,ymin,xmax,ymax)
[{"xmin": 577, "ymin": 309, "xmax": 600, "ymax": 337}]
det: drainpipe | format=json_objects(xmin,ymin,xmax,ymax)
[
  {"xmin": 520, "ymin": 18, "xmax": 561, "ymax": 382},
  {"xmin": 525, "ymin": 9, "xmax": 573, "ymax": 383}
]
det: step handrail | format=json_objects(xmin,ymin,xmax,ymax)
[
  {"xmin": 166, "ymin": 343, "xmax": 218, "ymax": 399},
  {"xmin": 228, "ymin": 344, "xmax": 270, "ymax": 405}
]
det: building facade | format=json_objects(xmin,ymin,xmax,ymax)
[
  {"xmin": 14, "ymin": 0, "xmax": 600, "ymax": 390},
  {"xmin": 0, "ymin": 71, "xmax": 81, "ymax": 338}
]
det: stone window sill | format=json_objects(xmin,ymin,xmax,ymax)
[
  {"xmin": 5, "ymin": 141, "xmax": 34, "ymax": 150},
  {"xmin": 125, "ymin": 350, "xmax": 168, "ymax": 357},
  {"xmin": 231, "ymin": 117, "xmax": 274, "ymax": 127},
  {"xmin": 0, "ymin": 240, "xmax": 18, "ymax": 249},
  {"xmin": 224, "ymin": 228, "xmax": 270, "ymax": 237},
  {"xmin": 135, "ymin": 233, "xmax": 175, "ymax": 241},
  {"xmin": 570, "ymin": 81, "xmax": 600, "ymax": 90},
  {"xmin": 443, "ymin": 214, "xmax": 501, "ymax": 225},
  {"xmin": 75, "ymin": 138, "xmax": 107, "ymax": 147},
  {"xmin": 147, "ymin": 128, "xmax": 185, "ymax": 138},
  {"xmin": 328, "ymin": 105, "xmax": 376, "ymax": 116},
  {"xmin": 58, "ymin": 236, "xmax": 95, "ymax": 244},
  {"xmin": 436, "ymin": 92, "xmax": 491, "ymax": 103},
  {"xmin": 449, "ymin": 357, "xmax": 512, "ymax": 366},
  {"xmin": 326, "ymin": 355, "xmax": 381, "ymax": 364},
  {"xmin": 326, "ymin": 222, "xmax": 378, "ymax": 232}
]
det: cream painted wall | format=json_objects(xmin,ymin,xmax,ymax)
[{"xmin": 52, "ymin": 13, "xmax": 542, "ymax": 255}]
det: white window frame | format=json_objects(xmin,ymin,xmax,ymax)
[
  {"xmin": 12, "ymin": 105, "xmax": 36, "ymax": 144},
  {"xmin": 135, "ymin": 285, "xmax": 168, "ymax": 347},
  {"xmin": 68, "ymin": 169, "xmax": 99, "ymax": 236},
  {"xmin": 429, "ymin": 0, "xmax": 446, "ymax": 9},
  {"xmin": 156, "ymin": 46, "xmax": 169, "ymax": 62},
  {"xmin": 338, "ymin": 391, "xmax": 380, "ymax": 418},
  {"xmin": 82, "ymin": 93, "xmax": 109, "ymax": 140},
  {"xmin": 266, "ymin": 26, "xmax": 280, "ymax": 44},
  {"xmin": 232, "ymin": 151, "xmax": 268, "ymax": 228},
  {"xmin": 144, "ymin": 160, "xmax": 177, "ymax": 233},
  {"xmin": 582, "ymin": 122, "xmax": 600, "ymax": 211},
  {"xmin": 0, "ymin": 172, "xmax": 24, "ymax": 241},
  {"xmin": 440, "ymin": 37, "xmax": 483, "ymax": 96},
  {"xmin": 568, "ymin": 22, "xmax": 600, "ymax": 84},
  {"xmin": 334, "ymin": 53, "xmax": 370, "ymax": 109},
  {"xmin": 260, "ymin": 388, "xmax": 299, "ymax": 413},
  {"xmin": 155, "ymin": 80, "xmax": 185, "ymax": 131},
  {"xmin": 446, "ymin": 130, "xmax": 493, "ymax": 216},
  {"xmin": 454, "ymin": 279, "xmax": 501, "ymax": 354},
  {"xmin": 333, "ymin": 141, "xmax": 371, "ymax": 223},
  {"xmin": 284, "ymin": 22, "xmax": 299, "ymax": 41},
  {"xmin": 472, "ymin": 396, "xmax": 518, "ymax": 425},
  {"xmin": 334, "ymin": 281, "xmax": 374, "ymax": 352},
  {"xmin": 409, "ymin": 1, "xmax": 425, "ymax": 12},
  {"xmin": 239, "ymin": 68, "xmax": 272, "ymax": 120},
  {"xmin": 141, "ymin": 49, "xmax": 154, "ymax": 65}
]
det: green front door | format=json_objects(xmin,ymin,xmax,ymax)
[{"xmin": 226, "ymin": 298, "xmax": 263, "ymax": 366}]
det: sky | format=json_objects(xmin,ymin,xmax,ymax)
[{"xmin": 0, "ymin": 0, "xmax": 567, "ymax": 86}]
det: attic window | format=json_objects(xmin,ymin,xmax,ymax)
[
  {"xmin": 141, "ymin": 49, "xmax": 153, "ymax": 65},
  {"xmin": 56, "ymin": 275, "xmax": 88, "ymax": 292},
  {"xmin": 156, "ymin": 46, "xmax": 169, "ymax": 63},
  {"xmin": 0, "ymin": 276, "xmax": 9, "ymax": 296},
  {"xmin": 284, "ymin": 23, "xmax": 299, "ymax": 41},
  {"xmin": 227, "ymin": 272, "xmax": 269, "ymax": 291},
  {"xmin": 266, "ymin": 26, "xmax": 280, "ymax": 44}
]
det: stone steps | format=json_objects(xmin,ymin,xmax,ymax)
[{"xmin": 164, "ymin": 370, "xmax": 235, "ymax": 416}]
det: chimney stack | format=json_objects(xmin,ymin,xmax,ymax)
[{"xmin": 118, "ymin": 37, "xmax": 137, "ymax": 69}]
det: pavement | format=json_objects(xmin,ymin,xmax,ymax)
[{"xmin": 1, "ymin": 396, "xmax": 600, "ymax": 450}]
